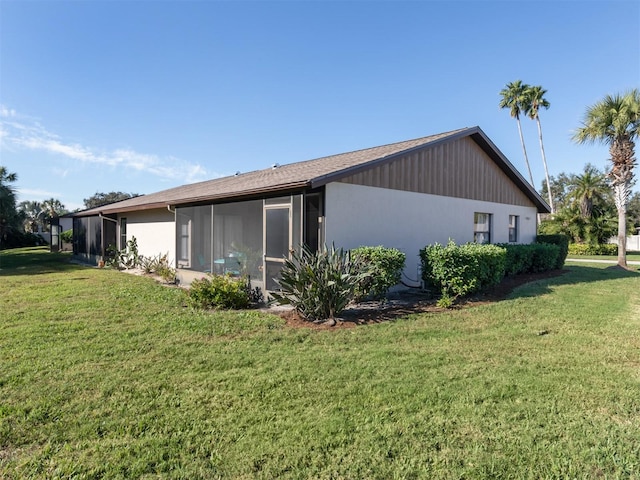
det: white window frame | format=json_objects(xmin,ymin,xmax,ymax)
[
  {"xmin": 509, "ymin": 215, "xmax": 519, "ymax": 243},
  {"xmin": 474, "ymin": 212, "xmax": 492, "ymax": 244}
]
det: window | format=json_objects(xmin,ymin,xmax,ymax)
[
  {"xmin": 119, "ymin": 218, "xmax": 127, "ymax": 249},
  {"xmin": 474, "ymin": 212, "xmax": 491, "ymax": 244},
  {"xmin": 509, "ymin": 215, "xmax": 519, "ymax": 243},
  {"xmin": 178, "ymin": 219, "xmax": 191, "ymax": 267}
]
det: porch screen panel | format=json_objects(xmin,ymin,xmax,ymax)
[
  {"xmin": 292, "ymin": 194, "xmax": 302, "ymax": 253},
  {"xmin": 265, "ymin": 208, "xmax": 289, "ymax": 258},
  {"xmin": 176, "ymin": 206, "xmax": 212, "ymax": 272},
  {"xmin": 212, "ymin": 200, "xmax": 262, "ymax": 278},
  {"xmin": 89, "ymin": 217, "xmax": 102, "ymax": 256},
  {"xmin": 73, "ymin": 217, "xmax": 88, "ymax": 255},
  {"xmin": 304, "ymin": 194, "xmax": 322, "ymax": 252}
]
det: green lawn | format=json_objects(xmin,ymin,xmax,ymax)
[{"xmin": 2, "ymin": 247, "xmax": 640, "ymax": 479}]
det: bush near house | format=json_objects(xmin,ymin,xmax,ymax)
[
  {"xmin": 499, "ymin": 243, "xmax": 561, "ymax": 276},
  {"xmin": 536, "ymin": 234, "xmax": 569, "ymax": 269},
  {"xmin": 60, "ymin": 229, "xmax": 73, "ymax": 243},
  {"xmin": 351, "ymin": 246, "xmax": 406, "ymax": 301},
  {"xmin": 187, "ymin": 274, "xmax": 251, "ymax": 310},
  {"xmin": 420, "ymin": 241, "xmax": 507, "ymax": 305},
  {"xmin": 568, "ymin": 243, "xmax": 617, "ymax": 256},
  {"xmin": 421, "ymin": 240, "xmax": 562, "ymax": 306}
]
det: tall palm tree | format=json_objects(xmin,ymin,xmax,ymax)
[
  {"xmin": 500, "ymin": 80, "xmax": 534, "ymax": 186},
  {"xmin": 574, "ymin": 89, "xmax": 640, "ymax": 267},
  {"xmin": 524, "ymin": 85, "xmax": 553, "ymax": 212}
]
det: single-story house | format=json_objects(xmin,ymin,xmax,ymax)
[{"xmin": 71, "ymin": 126, "xmax": 550, "ymax": 290}]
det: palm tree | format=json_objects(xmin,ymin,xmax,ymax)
[
  {"xmin": 18, "ymin": 200, "xmax": 45, "ymax": 233},
  {"xmin": 574, "ymin": 89, "xmax": 640, "ymax": 267},
  {"xmin": 500, "ymin": 80, "xmax": 534, "ymax": 186},
  {"xmin": 0, "ymin": 166, "xmax": 19, "ymax": 246},
  {"xmin": 524, "ymin": 85, "xmax": 553, "ymax": 212},
  {"xmin": 567, "ymin": 164, "xmax": 610, "ymax": 219}
]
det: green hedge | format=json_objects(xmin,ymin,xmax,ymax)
[
  {"xmin": 351, "ymin": 246, "xmax": 406, "ymax": 301},
  {"xmin": 567, "ymin": 243, "xmax": 618, "ymax": 256},
  {"xmin": 500, "ymin": 243, "xmax": 561, "ymax": 275},
  {"xmin": 420, "ymin": 241, "xmax": 506, "ymax": 301},
  {"xmin": 420, "ymin": 240, "xmax": 563, "ymax": 306},
  {"xmin": 536, "ymin": 234, "xmax": 569, "ymax": 269}
]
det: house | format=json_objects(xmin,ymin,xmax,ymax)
[{"xmin": 71, "ymin": 126, "xmax": 550, "ymax": 290}]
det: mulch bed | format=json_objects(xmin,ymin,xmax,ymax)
[{"xmin": 275, "ymin": 269, "xmax": 568, "ymax": 330}]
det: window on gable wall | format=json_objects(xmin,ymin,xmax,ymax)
[
  {"xmin": 509, "ymin": 215, "xmax": 519, "ymax": 243},
  {"xmin": 474, "ymin": 212, "xmax": 491, "ymax": 244}
]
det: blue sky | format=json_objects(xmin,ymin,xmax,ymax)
[{"xmin": 1, "ymin": 0, "xmax": 638, "ymax": 211}]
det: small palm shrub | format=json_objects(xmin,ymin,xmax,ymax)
[
  {"xmin": 351, "ymin": 246, "xmax": 406, "ymax": 301},
  {"xmin": 188, "ymin": 274, "xmax": 250, "ymax": 309},
  {"xmin": 270, "ymin": 245, "xmax": 369, "ymax": 321}
]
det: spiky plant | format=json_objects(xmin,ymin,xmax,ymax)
[{"xmin": 270, "ymin": 245, "xmax": 369, "ymax": 321}]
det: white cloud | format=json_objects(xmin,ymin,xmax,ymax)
[
  {"xmin": 0, "ymin": 107, "xmax": 210, "ymax": 184},
  {"xmin": 16, "ymin": 187, "xmax": 62, "ymax": 198},
  {"xmin": 0, "ymin": 105, "xmax": 16, "ymax": 118}
]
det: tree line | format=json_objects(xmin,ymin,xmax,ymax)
[
  {"xmin": 0, "ymin": 171, "xmax": 137, "ymax": 250},
  {"xmin": 500, "ymin": 82, "xmax": 639, "ymax": 267}
]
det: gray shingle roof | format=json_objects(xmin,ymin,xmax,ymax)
[{"xmin": 74, "ymin": 126, "xmax": 549, "ymax": 216}]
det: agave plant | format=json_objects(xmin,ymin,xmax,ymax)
[{"xmin": 271, "ymin": 244, "xmax": 369, "ymax": 321}]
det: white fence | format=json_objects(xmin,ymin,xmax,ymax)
[{"xmin": 609, "ymin": 235, "xmax": 640, "ymax": 252}]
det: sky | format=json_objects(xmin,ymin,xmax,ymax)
[{"xmin": 0, "ymin": 0, "xmax": 638, "ymax": 212}]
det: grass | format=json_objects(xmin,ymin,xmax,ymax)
[{"xmin": 2, "ymin": 247, "xmax": 640, "ymax": 479}]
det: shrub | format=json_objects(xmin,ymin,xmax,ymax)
[
  {"xmin": 351, "ymin": 246, "xmax": 406, "ymax": 301},
  {"xmin": 420, "ymin": 241, "xmax": 506, "ymax": 303},
  {"xmin": 188, "ymin": 274, "xmax": 250, "ymax": 309},
  {"xmin": 139, "ymin": 254, "xmax": 161, "ymax": 274},
  {"xmin": 536, "ymin": 234, "xmax": 569, "ymax": 269},
  {"xmin": 568, "ymin": 243, "xmax": 617, "ymax": 256},
  {"xmin": 60, "ymin": 229, "xmax": 73, "ymax": 243},
  {"xmin": 529, "ymin": 243, "xmax": 560, "ymax": 272},
  {"xmin": 500, "ymin": 244, "xmax": 535, "ymax": 276},
  {"xmin": 106, "ymin": 237, "xmax": 140, "ymax": 269},
  {"xmin": 0, "ymin": 231, "xmax": 46, "ymax": 250},
  {"xmin": 270, "ymin": 245, "xmax": 368, "ymax": 321}
]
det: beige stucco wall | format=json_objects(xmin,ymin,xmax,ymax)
[
  {"xmin": 119, "ymin": 208, "xmax": 176, "ymax": 265},
  {"xmin": 324, "ymin": 182, "xmax": 538, "ymax": 283}
]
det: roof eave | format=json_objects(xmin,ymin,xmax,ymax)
[{"xmin": 70, "ymin": 180, "xmax": 312, "ymax": 216}]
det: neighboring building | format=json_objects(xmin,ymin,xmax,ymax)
[{"xmin": 71, "ymin": 126, "xmax": 550, "ymax": 290}]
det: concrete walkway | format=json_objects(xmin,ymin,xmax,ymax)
[{"xmin": 566, "ymin": 257, "xmax": 640, "ymax": 265}]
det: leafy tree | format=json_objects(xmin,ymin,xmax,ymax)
[
  {"xmin": 524, "ymin": 85, "xmax": 553, "ymax": 212},
  {"xmin": 539, "ymin": 171, "xmax": 575, "ymax": 212},
  {"xmin": 626, "ymin": 191, "xmax": 640, "ymax": 232},
  {"xmin": 500, "ymin": 80, "xmax": 534, "ymax": 186},
  {"xmin": 0, "ymin": 166, "xmax": 21, "ymax": 247},
  {"xmin": 83, "ymin": 191, "xmax": 139, "ymax": 209},
  {"xmin": 574, "ymin": 89, "xmax": 640, "ymax": 267}
]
